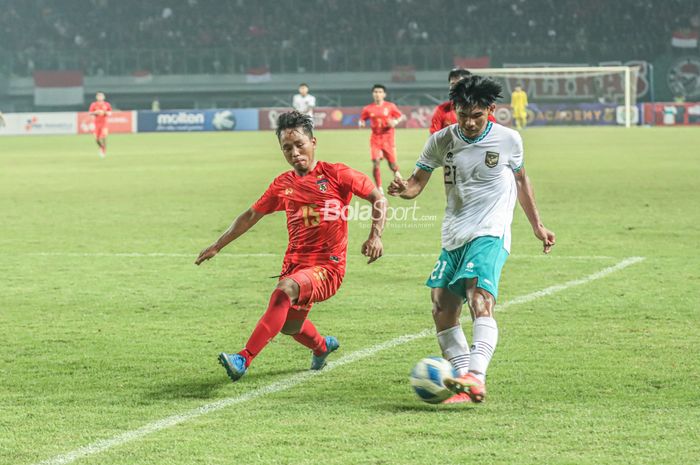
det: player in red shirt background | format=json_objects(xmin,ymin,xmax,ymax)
[
  {"xmin": 359, "ymin": 84, "xmax": 405, "ymax": 191},
  {"xmin": 195, "ymin": 111, "xmax": 387, "ymax": 382},
  {"xmin": 430, "ymin": 69, "xmax": 496, "ymax": 134},
  {"xmin": 88, "ymin": 91, "xmax": 112, "ymax": 158}
]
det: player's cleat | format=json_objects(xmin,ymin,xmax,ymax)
[
  {"xmin": 218, "ymin": 352, "xmax": 247, "ymax": 382},
  {"xmin": 98, "ymin": 150, "xmax": 105, "ymax": 159},
  {"xmin": 310, "ymin": 336, "xmax": 339, "ymax": 370},
  {"xmin": 444, "ymin": 373, "xmax": 487, "ymax": 403},
  {"xmin": 441, "ymin": 392, "xmax": 472, "ymax": 404}
]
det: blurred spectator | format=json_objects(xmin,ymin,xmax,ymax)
[{"xmin": 0, "ymin": 0, "xmax": 696, "ymax": 76}]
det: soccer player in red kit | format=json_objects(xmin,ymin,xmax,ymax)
[
  {"xmin": 195, "ymin": 111, "xmax": 387, "ymax": 382},
  {"xmin": 359, "ymin": 84, "xmax": 405, "ymax": 190},
  {"xmin": 88, "ymin": 91, "xmax": 112, "ymax": 158},
  {"xmin": 430, "ymin": 69, "xmax": 496, "ymax": 134}
]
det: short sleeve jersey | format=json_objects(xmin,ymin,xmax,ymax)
[
  {"xmin": 292, "ymin": 94, "xmax": 316, "ymax": 116},
  {"xmin": 360, "ymin": 102, "xmax": 402, "ymax": 137},
  {"xmin": 89, "ymin": 101, "xmax": 112, "ymax": 124},
  {"xmin": 415, "ymin": 121, "xmax": 523, "ymax": 252},
  {"xmin": 253, "ymin": 161, "xmax": 375, "ymax": 268}
]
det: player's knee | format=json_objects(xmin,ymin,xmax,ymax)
[
  {"xmin": 372, "ymin": 159, "xmax": 381, "ymax": 167},
  {"xmin": 276, "ymin": 278, "xmax": 299, "ymax": 301}
]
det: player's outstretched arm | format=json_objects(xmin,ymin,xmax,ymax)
[
  {"xmin": 514, "ymin": 168, "xmax": 556, "ymax": 254},
  {"xmin": 360, "ymin": 188, "xmax": 387, "ymax": 264},
  {"xmin": 388, "ymin": 168, "xmax": 431, "ymax": 199},
  {"xmin": 194, "ymin": 207, "xmax": 266, "ymax": 265}
]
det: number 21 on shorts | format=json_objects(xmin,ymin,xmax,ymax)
[{"xmin": 431, "ymin": 259, "xmax": 447, "ymax": 280}]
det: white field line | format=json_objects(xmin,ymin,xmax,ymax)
[
  {"xmin": 27, "ymin": 252, "xmax": 618, "ymax": 260},
  {"xmin": 32, "ymin": 256, "xmax": 644, "ymax": 465}
]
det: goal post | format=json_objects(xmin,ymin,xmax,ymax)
[{"xmin": 471, "ymin": 66, "xmax": 640, "ymax": 128}]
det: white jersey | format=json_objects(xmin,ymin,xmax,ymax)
[
  {"xmin": 292, "ymin": 94, "xmax": 316, "ymax": 116},
  {"xmin": 416, "ymin": 121, "xmax": 523, "ymax": 252}
]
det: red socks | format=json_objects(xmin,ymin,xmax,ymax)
[
  {"xmin": 240, "ymin": 289, "xmax": 291, "ymax": 367},
  {"xmin": 373, "ymin": 165, "xmax": 382, "ymax": 188},
  {"xmin": 292, "ymin": 319, "xmax": 327, "ymax": 356}
]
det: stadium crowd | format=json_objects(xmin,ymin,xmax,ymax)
[{"xmin": 1, "ymin": 0, "xmax": 698, "ymax": 76}]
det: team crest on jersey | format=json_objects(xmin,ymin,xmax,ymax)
[
  {"xmin": 284, "ymin": 188, "xmax": 294, "ymax": 196},
  {"xmin": 445, "ymin": 152, "xmax": 454, "ymax": 163},
  {"xmin": 485, "ymin": 151, "xmax": 499, "ymax": 168},
  {"xmin": 383, "ymin": 108, "xmax": 389, "ymax": 116},
  {"xmin": 316, "ymin": 179, "xmax": 329, "ymax": 192}
]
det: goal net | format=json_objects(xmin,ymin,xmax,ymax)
[{"xmin": 474, "ymin": 66, "xmax": 640, "ymax": 128}]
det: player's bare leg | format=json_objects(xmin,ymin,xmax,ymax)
[
  {"xmin": 431, "ymin": 287, "xmax": 472, "ymax": 404},
  {"xmin": 444, "ymin": 278, "xmax": 496, "ymax": 402},
  {"xmin": 388, "ymin": 161, "xmax": 402, "ymax": 181},
  {"xmin": 219, "ymin": 278, "xmax": 300, "ymax": 382},
  {"xmin": 371, "ymin": 159, "xmax": 382, "ymax": 191}
]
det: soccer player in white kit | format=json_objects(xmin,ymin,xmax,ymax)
[
  {"xmin": 292, "ymin": 83, "xmax": 316, "ymax": 117},
  {"xmin": 389, "ymin": 75, "xmax": 555, "ymax": 404}
]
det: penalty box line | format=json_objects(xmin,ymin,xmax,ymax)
[{"xmin": 32, "ymin": 256, "xmax": 645, "ymax": 465}]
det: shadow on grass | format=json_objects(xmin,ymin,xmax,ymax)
[
  {"xmin": 143, "ymin": 375, "xmax": 229, "ymax": 400},
  {"xmin": 379, "ymin": 402, "xmax": 477, "ymax": 413}
]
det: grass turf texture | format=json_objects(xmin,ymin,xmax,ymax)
[{"xmin": 1, "ymin": 128, "xmax": 699, "ymax": 465}]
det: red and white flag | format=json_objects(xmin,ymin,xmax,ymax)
[
  {"xmin": 33, "ymin": 71, "xmax": 84, "ymax": 106},
  {"xmin": 245, "ymin": 66, "xmax": 271, "ymax": 84},
  {"xmin": 671, "ymin": 30, "xmax": 699, "ymax": 48},
  {"xmin": 453, "ymin": 56, "xmax": 491, "ymax": 69},
  {"xmin": 131, "ymin": 70, "xmax": 154, "ymax": 84}
]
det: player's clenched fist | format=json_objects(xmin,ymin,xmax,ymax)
[
  {"xmin": 388, "ymin": 177, "xmax": 407, "ymax": 196},
  {"xmin": 361, "ymin": 237, "xmax": 383, "ymax": 264}
]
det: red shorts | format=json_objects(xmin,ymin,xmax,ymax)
[
  {"xmin": 94, "ymin": 124, "xmax": 108, "ymax": 138},
  {"xmin": 282, "ymin": 262, "xmax": 344, "ymax": 319},
  {"xmin": 370, "ymin": 136, "xmax": 397, "ymax": 164}
]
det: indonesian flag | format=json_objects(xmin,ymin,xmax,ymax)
[
  {"xmin": 671, "ymin": 30, "xmax": 699, "ymax": 48},
  {"xmin": 132, "ymin": 70, "xmax": 154, "ymax": 84},
  {"xmin": 453, "ymin": 56, "xmax": 491, "ymax": 69},
  {"xmin": 245, "ymin": 66, "xmax": 271, "ymax": 84},
  {"xmin": 33, "ymin": 71, "xmax": 84, "ymax": 106}
]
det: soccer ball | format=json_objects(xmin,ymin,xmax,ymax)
[{"xmin": 409, "ymin": 357, "xmax": 457, "ymax": 404}]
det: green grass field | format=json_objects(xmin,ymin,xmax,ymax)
[{"xmin": 1, "ymin": 127, "xmax": 699, "ymax": 465}]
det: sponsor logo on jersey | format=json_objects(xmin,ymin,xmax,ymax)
[{"xmin": 485, "ymin": 151, "xmax": 499, "ymax": 168}]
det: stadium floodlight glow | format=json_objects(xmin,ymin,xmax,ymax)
[{"xmin": 473, "ymin": 66, "xmax": 640, "ymax": 128}]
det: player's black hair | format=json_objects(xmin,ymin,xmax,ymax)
[
  {"xmin": 372, "ymin": 84, "xmax": 386, "ymax": 92},
  {"xmin": 449, "ymin": 75, "xmax": 503, "ymax": 109},
  {"xmin": 448, "ymin": 68, "xmax": 471, "ymax": 82},
  {"xmin": 275, "ymin": 110, "xmax": 314, "ymax": 139},
  {"xmin": 299, "ymin": 83, "xmax": 308, "ymax": 88}
]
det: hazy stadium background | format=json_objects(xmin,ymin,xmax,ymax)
[{"xmin": 2, "ymin": 2, "xmax": 700, "ymax": 465}]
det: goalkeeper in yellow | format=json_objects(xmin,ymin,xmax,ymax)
[{"xmin": 510, "ymin": 85, "xmax": 528, "ymax": 130}]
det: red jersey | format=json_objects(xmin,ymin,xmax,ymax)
[
  {"xmin": 360, "ymin": 101, "xmax": 402, "ymax": 137},
  {"xmin": 252, "ymin": 161, "xmax": 375, "ymax": 269},
  {"xmin": 430, "ymin": 101, "xmax": 496, "ymax": 134},
  {"xmin": 89, "ymin": 101, "xmax": 112, "ymax": 125}
]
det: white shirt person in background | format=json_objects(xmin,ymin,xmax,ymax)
[{"xmin": 292, "ymin": 83, "xmax": 316, "ymax": 117}]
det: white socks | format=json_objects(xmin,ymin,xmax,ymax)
[
  {"xmin": 468, "ymin": 317, "xmax": 498, "ymax": 382},
  {"xmin": 437, "ymin": 325, "xmax": 470, "ymax": 376}
]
